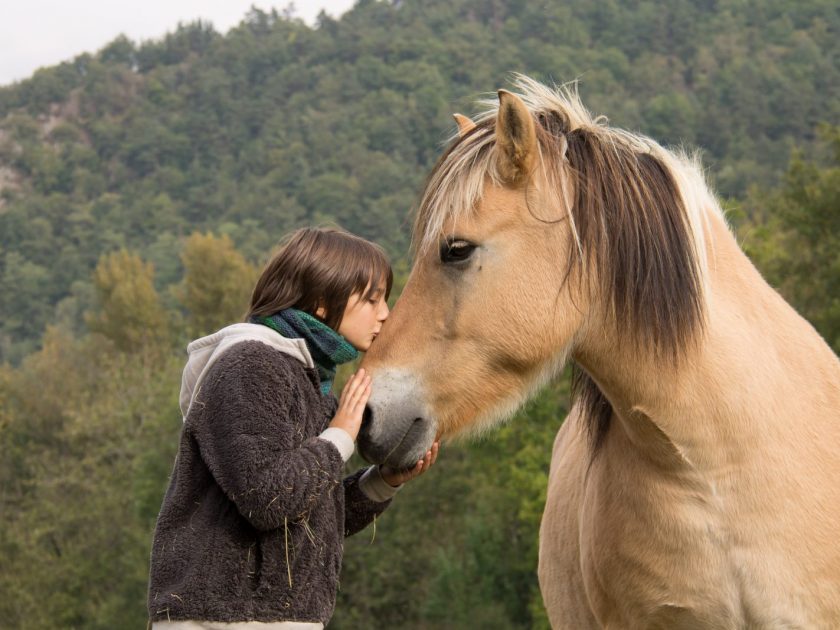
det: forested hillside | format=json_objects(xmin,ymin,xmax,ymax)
[
  {"xmin": 1, "ymin": 0, "xmax": 838, "ymax": 361},
  {"xmin": 1, "ymin": 0, "xmax": 838, "ymax": 627}
]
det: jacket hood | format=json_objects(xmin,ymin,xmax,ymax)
[{"xmin": 179, "ymin": 322, "xmax": 314, "ymax": 420}]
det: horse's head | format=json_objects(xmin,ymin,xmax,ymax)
[{"xmin": 359, "ymin": 77, "xmax": 707, "ymax": 469}]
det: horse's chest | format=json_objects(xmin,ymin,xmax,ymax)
[
  {"xmin": 569, "ymin": 420, "xmax": 747, "ymax": 628},
  {"xmin": 541, "ymin": 416, "xmax": 827, "ymax": 628},
  {"xmin": 577, "ymin": 470, "xmax": 740, "ymax": 627}
]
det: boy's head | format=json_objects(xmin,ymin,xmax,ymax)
[{"xmin": 248, "ymin": 227, "xmax": 393, "ymax": 337}]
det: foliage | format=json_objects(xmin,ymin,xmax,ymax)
[
  {"xmin": 86, "ymin": 250, "xmax": 170, "ymax": 352},
  {"xmin": 176, "ymin": 232, "xmax": 259, "ymax": 337},
  {"xmin": 737, "ymin": 125, "xmax": 840, "ymax": 353},
  {"xmin": 1, "ymin": 0, "xmax": 839, "ymax": 361},
  {"xmin": 0, "ymin": 327, "xmax": 181, "ymax": 627},
  {"xmin": 0, "ymin": 1, "xmax": 837, "ymax": 628}
]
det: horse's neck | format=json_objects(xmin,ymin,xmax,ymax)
[{"xmin": 576, "ymin": 211, "xmax": 839, "ymax": 471}]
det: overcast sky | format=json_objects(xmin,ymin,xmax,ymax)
[{"xmin": 0, "ymin": 0, "xmax": 357, "ymax": 87}]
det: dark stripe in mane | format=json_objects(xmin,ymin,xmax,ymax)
[
  {"xmin": 556, "ymin": 120, "xmax": 704, "ymax": 450},
  {"xmin": 561, "ymin": 128, "xmax": 704, "ymax": 353}
]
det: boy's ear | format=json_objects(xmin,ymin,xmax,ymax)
[{"xmin": 315, "ymin": 300, "xmax": 327, "ymax": 319}]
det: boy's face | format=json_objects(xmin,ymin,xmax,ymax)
[{"xmin": 337, "ymin": 281, "xmax": 389, "ymax": 351}]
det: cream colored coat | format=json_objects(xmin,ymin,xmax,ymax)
[{"xmin": 540, "ymin": 212, "xmax": 840, "ymax": 628}]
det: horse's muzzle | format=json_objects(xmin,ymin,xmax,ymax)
[{"xmin": 356, "ymin": 369, "xmax": 437, "ymax": 470}]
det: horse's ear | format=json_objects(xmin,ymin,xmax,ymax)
[
  {"xmin": 453, "ymin": 113, "xmax": 476, "ymax": 137},
  {"xmin": 495, "ymin": 90, "xmax": 537, "ymax": 185}
]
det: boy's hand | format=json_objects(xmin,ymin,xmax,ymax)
[
  {"xmin": 380, "ymin": 441, "xmax": 439, "ymax": 487},
  {"xmin": 330, "ymin": 369, "xmax": 371, "ymax": 441}
]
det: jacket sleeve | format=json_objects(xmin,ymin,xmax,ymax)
[
  {"xmin": 187, "ymin": 342, "xmax": 345, "ymax": 532},
  {"xmin": 342, "ymin": 466, "xmax": 396, "ymax": 537}
]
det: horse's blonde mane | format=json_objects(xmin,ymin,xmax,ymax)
[{"xmin": 414, "ymin": 75, "xmax": 726, "ymax": 449}]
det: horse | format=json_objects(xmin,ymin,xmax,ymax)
[{"xmin": 358, "ymin": 75, "xmax": 840, "ymax": 628}]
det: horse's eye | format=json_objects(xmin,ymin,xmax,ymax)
[{"xmin": 440, "ymin": 239, "xmax": 477, "ymax": 264}]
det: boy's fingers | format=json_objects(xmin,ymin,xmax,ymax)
[
  {"xmin": 355, "ymin": 385, "xmax": 372, "ymax": 410},
  {"xmin": 349, "ymin": 370, "xmax": 365, "ymax": 387},
  {"xmin": 349, "ymin": 380, "xmax": 370, "ymax": 407},
  {"xmin": 343, "ymin": 369, "xmax": 365, "ymax": 391},
  {"xmin": 339, "ymin": 374, "xmax": 361, "ymax": 403},
  {"xmin": 350, "ymin": 374, "xmax": 370, "ymax": 392},
  {"xmin": 346, "ymin": 375, "xmax": 365, "ymax": 398},
  {"xmin": 419, "ymin": 444, "xmax": 438, "ymax": 472},
  {"xmin": 350, "ymin": 395, "xmax": 368, "ymax": 416},
  {"xmin": 348, "ymin": 373, "xmax": 363, "ymax": 390}
]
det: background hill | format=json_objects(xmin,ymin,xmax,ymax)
[{"xmin": 0, "ymin": 0, "xmax": 837, "ymax": 627}]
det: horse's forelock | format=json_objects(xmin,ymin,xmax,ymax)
[
  {"xmin": 412, "ymin": 120, "xmax": 496, "ymax": 257},
  {"xmin": 413, "ymin": 76, "xmax": 614, "ymax": 255}
]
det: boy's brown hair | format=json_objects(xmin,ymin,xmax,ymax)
[{"xmin": 248, "ymin": 226, "xmax": 393, "ymax": 331}]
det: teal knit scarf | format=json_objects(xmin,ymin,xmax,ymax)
[{"xmin": 253, "ymin": 309, "xmax": 358, "ymax": 395}]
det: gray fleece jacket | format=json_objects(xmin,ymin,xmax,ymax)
[{"xmin": 148, "ymin": 324, "xmax": 396, "ymax": 625}]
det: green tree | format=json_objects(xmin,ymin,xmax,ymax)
[
  {"xmin": 0, "ymin": 327, "xmax": 181, "ymax": 628},
  {"xmin": 739, "ymin": 124, "xmax": 840, "ymax": 352},
  {"xmin": 0, "ymin": 1, "xmax": 838, "ymax": 625},
  {"xmin": 85, "ymin": 250, "xmax": 170, "ymax": 352},
  {"xmin": 176, "ymin": 232, "xmax": 258, "ymax": 337},
  {"xmin": 0, "ymin": 251, "xmax": 51, "ymax": 361}
]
